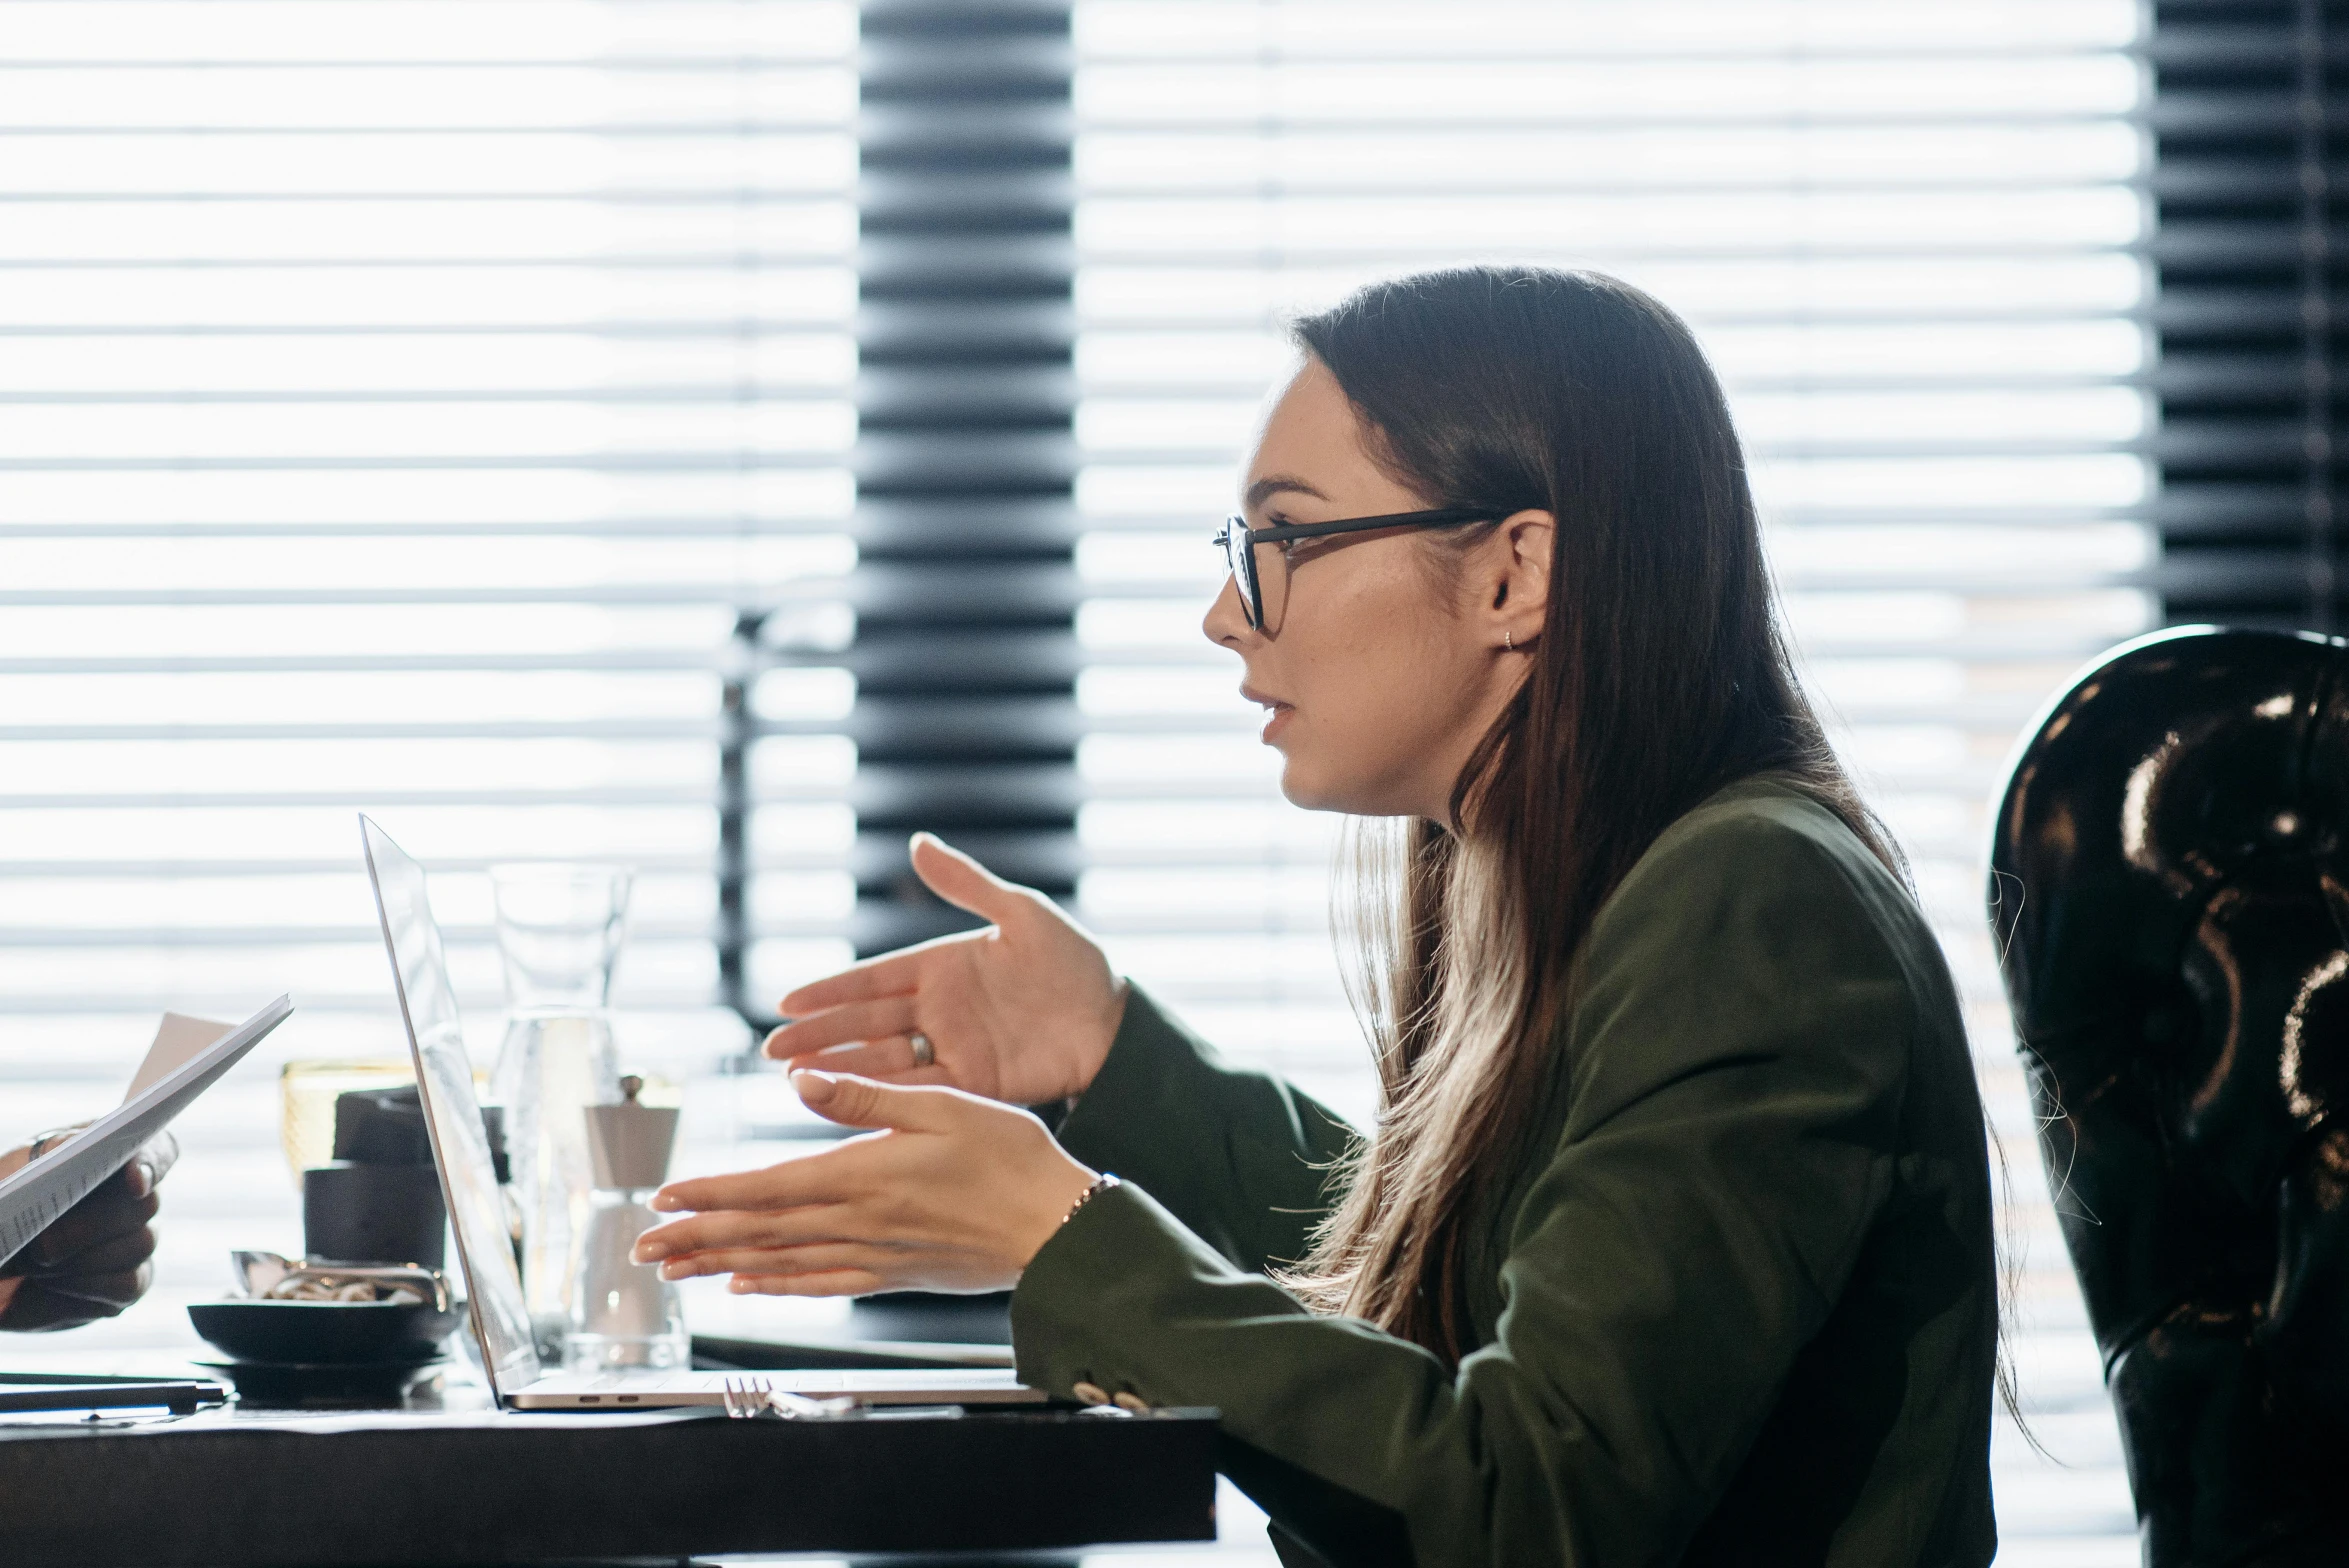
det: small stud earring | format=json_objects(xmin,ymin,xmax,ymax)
[{"xmin": 1503, "ymin": 629, "xmax": 1514, "ymax": 651}]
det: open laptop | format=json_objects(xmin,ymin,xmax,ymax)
[{"xmin": 358, "ymin": 814, "xmax": 1044, "ymax": 1411}]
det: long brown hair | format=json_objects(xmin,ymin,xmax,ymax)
[{"xmin": 1281, "ymin": 266, "xmax": 1904, "ymax": 1364}]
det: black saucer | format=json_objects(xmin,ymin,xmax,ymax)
[{"xmin": 192, "ymin": 1357, "xmax": 446, "ymax": 1410}]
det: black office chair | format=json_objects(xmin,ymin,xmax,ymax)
[{"xmin": 1989, "ymin": 625, "xmax": 2349, "ymax": 1566}]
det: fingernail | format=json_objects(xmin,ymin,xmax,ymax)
[
  {"xmin": 729, "ymin": 1277, "xmax": 753, "ymax": 1293},
  {"xmin": 633, "ymin": 1241, "xmax": 668, "ymax": 1263},
  {"xmin": 650, "ymin": 1192, "xmax": 682, "ymax": 1212},
  {"xmin": 134, "ymin": 1162, "xmax": 155, "ymax": 1194},
  {"xmin": 659, "ymin": 1261, "xmax": 690, "ymax": 1280},
  {"xmin": 793, "ymin": 1069, "xmax": 838, "ymax": 1105}
]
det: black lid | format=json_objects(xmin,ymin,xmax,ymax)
[{"xmin": 330, "ymin": 1084, "xmax": 434, "ymax": 1166}]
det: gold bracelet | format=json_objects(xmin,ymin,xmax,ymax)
[{"xmin": 1061, "ymin": 1173, "xmax": 1120, "ymax": 1228}]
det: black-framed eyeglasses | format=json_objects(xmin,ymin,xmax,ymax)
[{"xmin": 1213, "ymin": 507, "xmax": 1498, "ymax": 630}]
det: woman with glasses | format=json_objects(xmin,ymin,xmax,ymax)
[{"xmin": 636, "ymin": 267, "xmax": 1999, "ymax": 1568}]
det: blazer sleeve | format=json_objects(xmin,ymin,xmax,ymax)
[
  {"xmin": 1010, "ymin": 801, "xmax": 1919, "ymax": 1568},
  {"xmin": 1052, "ymin": 983, "xmax": 1358, "ymax": 1276}
]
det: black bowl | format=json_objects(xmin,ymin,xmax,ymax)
[{"xmin": 187, "ymin": 1299, "xmax": 461, "ymax": 1366}]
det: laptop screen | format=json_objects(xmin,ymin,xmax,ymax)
[{"xmin": 359, "ymin": 815, "xmax": 542, "ymax": 1397}]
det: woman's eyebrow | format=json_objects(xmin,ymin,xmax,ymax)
[{"xmin": 1243, "ymin": 475, "xmax": 1330, "ymax": 510}]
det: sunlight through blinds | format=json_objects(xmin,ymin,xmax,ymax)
[
  {"xmin": 0, "ymin": 1, "xmax": 859, "ymax": 1334},
  {"xmin": 1070, "ymin": 3, "xmax": 2150, "ymax": 1557}
]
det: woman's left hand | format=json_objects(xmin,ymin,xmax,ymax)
[{"xmin": 632, "ymin": 1071, "xmax": 1099, "ymax": 1297}]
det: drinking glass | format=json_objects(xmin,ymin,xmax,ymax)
[
  {"xmin": 487, "ymin": 864, "xmax": 631, "ymax": 1357},
  {"xmin": 278, "ymin": 1060, "xmax": 413, "ymax": 1188}
]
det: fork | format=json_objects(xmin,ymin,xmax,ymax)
[{"xmin": 720, "ymin": 1375, "xmax": 854, "ymax": 1420}]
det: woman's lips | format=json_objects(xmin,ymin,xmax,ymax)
[{"xmin": 1241, "ymin": 685, "xmax": 1292, "ymax": 744}]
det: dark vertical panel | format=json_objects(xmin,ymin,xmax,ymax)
[
  {"xmin": 849, "ymin": 0, "xmax": 1082, "ymax": 957},
  {"xmin": 718, "ymin": 609, "xmax": 761, "ymax": 1026},
  {"xmin": 2152, "ymin": 0, "xmax": 2349, "ymax": 629}
]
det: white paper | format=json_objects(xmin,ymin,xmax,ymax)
[
  {"xmin": 124, "ymin": 1013, "xmax": 234, "ymax": 1103},
  {"xmin": 0, "ymin": 996, "xmax": 293, "ymax": 1270}
]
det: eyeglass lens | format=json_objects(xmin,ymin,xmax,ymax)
[
  {"xmin": 1223, "ymin": 518, "xmax": 1260, "ymax": 628},
  {"xmin": 1222, "ymin": 517, "xmax": 1281, "ymax": 630}
]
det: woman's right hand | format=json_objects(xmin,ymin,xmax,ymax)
[{"xmin": 761, "ymin": 833, "xmax": 1128, "ymax": 1107}]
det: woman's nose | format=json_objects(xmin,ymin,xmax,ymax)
[{"xmin": 1203, "ymin": 571, "xmax": 1252, "ymax": 647}]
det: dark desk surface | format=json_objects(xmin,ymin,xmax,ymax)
[{"xmin": 0, "ymin": 1395, "xmax": 1218, "ymax": 1567}]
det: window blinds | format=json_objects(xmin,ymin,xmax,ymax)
[
  {"xmin": 0, "ymin": 1, "xmax": 860, "ymax": 1316},
  {"xmin": 3, "ymin": 5, "xmax": 2156, "ymax": 1549},
  {"xmin": 1068, "ymin": 0, "xmax": 2146, "ymax": 1552},
  {"xmin": 2151, "ymin": 0, "xmax": 2349, "ymax": 630}
]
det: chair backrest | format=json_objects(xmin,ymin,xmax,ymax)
[{"xmin": 1990, "ymin": 624, "xmax": 2349, "ymax": 1566}]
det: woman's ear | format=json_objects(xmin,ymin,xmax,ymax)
[{"xmin": 1487, "ymin": 508, "xmax": 1554, "ymax": 649}]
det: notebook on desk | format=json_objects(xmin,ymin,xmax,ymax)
[{"xmin": 359, "ymin": 814, "xmax": 1044, "ymax": 1412}]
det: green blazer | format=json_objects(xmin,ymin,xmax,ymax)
[{"xmin": 1010, "ymin": 779, "xmax": 1998, "ymax": 1568}]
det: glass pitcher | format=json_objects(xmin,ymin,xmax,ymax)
[{"xmin": 487, "ymin": 863, "xmax": 629, "ymax": 1358}]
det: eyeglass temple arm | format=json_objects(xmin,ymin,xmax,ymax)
[{"xmin": 1228, "ymin": 507, "xmax": 1496, "ymax": 545}]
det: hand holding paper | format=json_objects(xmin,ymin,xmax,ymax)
[
  {"xmin": 0, "ymin": 1133, "xmax": 178, "ymax": 1332},
  {"xmin": 0, "ymin": 997, "xmax": 290, "ymax": 1328}
]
